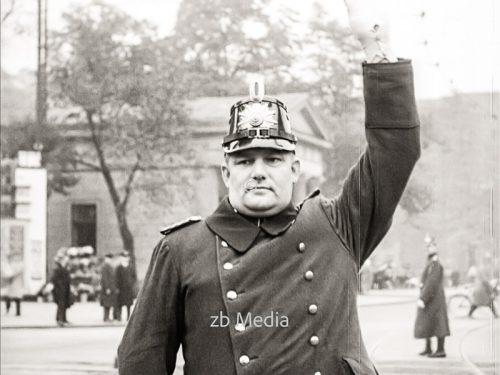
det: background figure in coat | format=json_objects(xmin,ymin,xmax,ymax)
[
  {"xmin": 468, "ymin": 255, "xmax": 498, "ymax": 318},
  {"xmin": 4, "ymin": 252, "xmax": 24, "ymax": 316},
  {"xmin": 51, "ymin": 256, "xmax": 72, "ymax": 326},
  {"xmin": 114, "ymin": 251, "xmax": 135, "ymax": 321},
  {"xmin": 101, "ymin": 253, "xmax": 117, "ymax": 322},
  {"xmin": 414, "ymin": 242, "xmax": 450, "ymax": 357}
]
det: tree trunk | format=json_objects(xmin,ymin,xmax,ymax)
[
  {"xmin": 86, "ymin": 111, "xmax": 139, "ymax": 280},
  {"xmin": 115, "ymin": 205, "xmax": 137, "ymax": 281}
]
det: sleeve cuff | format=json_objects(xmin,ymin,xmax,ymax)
[{"xmin": 362, "ymin": 59, "xmax": 420, "ymax": 129}]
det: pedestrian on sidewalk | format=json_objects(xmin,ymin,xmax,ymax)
[
  {"xmin": 101, "ymin": 253, "xmax": 117, "ymax": 322},
  {"xmin": 468, "ymin": 253, "xmax": 498, "ymax": 318},
  {"xmin": 51, "ymin": 256, "xmax": 73, "ymax": 326},
  {"xmin": 414, "ymin": 242, "xmax": 450, "ymax": 358},
  {"xmin": 3, "ymin": 252, "xmax": 24, "ymax": 316},
  {"xmin": 114, "ymin": 251, "xmax": 135, "ymax": 321}
]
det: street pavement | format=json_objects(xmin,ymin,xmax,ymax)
[
  {"xmin": 359, "ymin": 299, "xmax": 499, "ymax": 375},
  {"xmin": 1, "ymin": 289, "xmax": 498, "ymax": 375}
]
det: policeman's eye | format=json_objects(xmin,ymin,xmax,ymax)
[
  {"xmin": 267, "ymin": 157, "xmax": 283, "ymax": 165},
  {"xmin": 235, "ymin": 159, "xmax": 252, "ymax": 166}
]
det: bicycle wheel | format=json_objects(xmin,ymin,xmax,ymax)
[{"xmin": 447, "ymin": 294, "xmax": 471, "ymax": 318}]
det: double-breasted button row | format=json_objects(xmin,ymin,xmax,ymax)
[
  {"xmin": 297, "ymin": 241, "xmax": 320, "ymax": 350},
  {"xmin": 221, "ymin": 240, "xmax": 237, "ymax": 301}
]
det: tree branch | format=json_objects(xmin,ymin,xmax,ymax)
[
  {"xmin": 121, "ymin": 156, "xmax": 141, "ymax": 209},
  {"xmin": 1, "ymin": 0, "xmax": 16, "ymax": 24},
  {"xmin": 73, "ymin": 157, "xmax": 101, "ymax": 171},
  {"xmin": 86, "ymin": 110, "xmax": 122, "ymax": 208}
]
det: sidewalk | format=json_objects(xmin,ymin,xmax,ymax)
[
  {"xmin": 0, "ymin": 301, "xmax": 127, "ymax": 329},
  {"xmin": 1, "ymin": 289, "xmax": 418, "ymax": 329}
]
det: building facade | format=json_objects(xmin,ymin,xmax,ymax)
[{"xmin": 47, "ymin": 94, "xmax": 331, "ymax": 279}]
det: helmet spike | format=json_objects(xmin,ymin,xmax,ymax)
[{"xmin": 249, "ymin": 78, "xmax": 265, "ymax": 102}]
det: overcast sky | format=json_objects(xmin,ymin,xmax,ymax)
[{"xmin": 1, "ymin": 0, "xmax": 499, "ymax": 99}]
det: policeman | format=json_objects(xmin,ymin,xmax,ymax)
[{"xmin": 117, "ymin": 1, "xmax": 421, "ymax": 374}]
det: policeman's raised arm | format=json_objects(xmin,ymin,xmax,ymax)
[{"xmin": 321, "ymin": 1, "xmax": 421, "ymax": 266}]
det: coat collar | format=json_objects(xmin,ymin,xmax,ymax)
[{"xmin": 205, "ymin": 197, "xmax": 297, "ymax": 253}]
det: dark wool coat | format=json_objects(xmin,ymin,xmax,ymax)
[
  {"xmin": 414, "ymin": 259, "xmax": 450, "ymax": 339},
  {"xmin": 118, "ymin": 60, "xmax": 421, "ymax": 375},
  {"xmin": 100, "ymin": 263, "xmax": 117, "ymax": 308},
  {"xmin": 51, "ymin": 265, "xmax": 72, "ymax": 308},
  {"xmin": 116, "ymin": 265, "xmax": 136, "ymax": 307}
]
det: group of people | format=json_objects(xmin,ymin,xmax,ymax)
[
  {"xmin": 100, "ymin": 252, "xmax": 136, "ymax": 323},
  {"xmin": 48, "ymin": 250, "xmax": 135, "ymax": 326}
]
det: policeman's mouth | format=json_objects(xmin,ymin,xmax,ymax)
[{"xmin": 244, "ymin": 181, "xmax": 273, "ymax": 193}]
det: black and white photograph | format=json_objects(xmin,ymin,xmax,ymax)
[{"xmin": 1, "ymin": 0, "xmax": 499, "ymax": 374}]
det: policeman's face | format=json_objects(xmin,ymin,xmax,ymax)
[{"xmin": 221, "ymin": 148, "xmax": 300, "ymax": 217}]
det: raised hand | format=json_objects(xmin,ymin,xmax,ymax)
[{"xmin": 344, "ymin": 0, "xmax": 396, "ymax": 63}]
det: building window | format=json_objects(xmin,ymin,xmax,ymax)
[{"xmin": 71, "ymin": 204, "xmax": 97, "ymax": 253}]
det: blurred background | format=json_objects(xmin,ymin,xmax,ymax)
[{"xmin": 1, "ymin": 0, "xmax": 499, "ymax": 374}]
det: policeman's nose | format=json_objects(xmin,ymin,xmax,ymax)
[{"xmin": 250, "ymin": 160, "xmax": 267, "ymax": 181}]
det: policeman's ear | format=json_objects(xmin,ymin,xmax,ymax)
[
  {"xmin": 221, "ymin": 162, "xmax": 230, "ymax": 188},
  {"xmin": 291, "ymin": 158, "xmax": 301, "ymax": 184}
]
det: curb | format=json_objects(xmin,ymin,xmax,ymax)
[
  {"xmin": 358, "ymin": 297, "xmax": 416, "ymax": 307},
  {"xmin": 1, "ymin": 323, "xmax": 126, "ymax": 330},
  {"xmin": 1, "ymin": 298, "xmax": 416, "ymax": 330},
  {"xmin": 1, "ymin": 363, "xmax": 117, "ymax": 374}
]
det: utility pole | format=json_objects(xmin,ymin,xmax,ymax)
[{"xmin": 36, "ymin": 0, "xmax": 48, "ymax": 128}]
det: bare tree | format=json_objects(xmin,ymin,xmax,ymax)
[{"xmin": 50, "ymin": 1, "xmax": 192, "ymax": 277}]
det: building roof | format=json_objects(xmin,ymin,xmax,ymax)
[{"xmin": 27, "ymin": 93, "xmax": 332, "ymax": 149}]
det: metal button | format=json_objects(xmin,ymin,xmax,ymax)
[
  {"xmin": 308, "ymin": 304, "xmax": 318, "ymax": 314},
  {"xmin": 310, "ymin": 335, "xmax": 319, "ymax": 346},
  {"xmin": 227, "ymin": 290, "xmax": 237, "ymax": 300},
  {"xmin": 221, "ymin": 240, "xmax": 229, "ymax": 247},
  {"xmin": 235, "ymin": 323, "xmax": 246, "ymax": 332},
  {"xmin": 304, "ymin": 270, "xmax": 314, "ymax": 281},
  {"xmin": 239, "ymin": 355, "xmax": 250, "ymax": 365},
  {"xmin": 223, "ymin": 262, "xmax": 234, "ymax": 270},
  {"xmin": 314, "ymin": 372, "xmax": 322, "ymax": 375},
  {"xmin": 298, "ymin": 242, "xmax": 306, "ymax": 252}
]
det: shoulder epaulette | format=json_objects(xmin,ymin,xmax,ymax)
[
  {"xmin": 160, "ymin": 216, "xmax": 202, "ymax": 235},
  {"xmin": 296, "ymin": 189, "xmax": 321, "ymax": 211}
]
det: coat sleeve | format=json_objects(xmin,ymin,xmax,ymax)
[
  {"xmin": 117, "ymin": 238, "xmax": 183, "ymax": 375},
  {"xmin": 420, "ymin": 262, "xmax": 442, "ymax": 305},
  {"xmin": 321, "ymin": 60, "xmax": 421, "ymax": 266}
]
